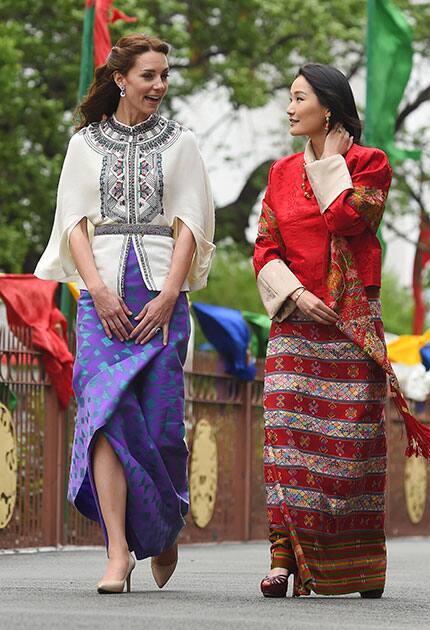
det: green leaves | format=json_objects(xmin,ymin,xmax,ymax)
[
  {"xmin": 119, "ymin": 0, "xmax": 367, "ymax": 108},
  {"xmin": 0, "ymin": 0, "xmax": 80, "ymax": 272},
  {"xmin": 1, "ymin": 0, "xmax": 428, "ymax": 274}
]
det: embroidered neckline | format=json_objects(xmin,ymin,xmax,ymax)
[
  {"xmin": 83, "ymin": 114, "xmax": 183, "ymax": 154},
  {"xmin": 109, "ymin": 113, "xmax": 159, "ymax": 136}
]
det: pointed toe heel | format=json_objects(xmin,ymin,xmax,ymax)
[
  {"xmin": 151, "ymin": 543, "xmax": 178, "ymax": 589},
  {"xmin": 97, "ymin": 553, "xmax": 136, "ymax": 594}
]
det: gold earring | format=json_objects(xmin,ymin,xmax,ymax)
[{"xmin": 325, "ymin": 112, "xmax": 331, "ymax": 132}]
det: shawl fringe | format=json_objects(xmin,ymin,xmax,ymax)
[{"xmin": 393, "ymin": 390, "xmax": 430, "ymax": 458}]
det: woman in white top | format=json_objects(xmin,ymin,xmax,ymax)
[{"xmin": 35, "ymin": 33, "xmax": 215, "ymax": 594}]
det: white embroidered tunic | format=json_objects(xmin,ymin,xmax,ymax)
[{"xmin": 35, "ymin": 114, "xmax": 215, "ymax": 295}]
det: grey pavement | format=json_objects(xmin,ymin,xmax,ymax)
[{"xmin": 0, "ymin": 539, "xmax": 429, "ymax": 630}]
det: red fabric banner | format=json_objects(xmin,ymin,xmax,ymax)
[
  {"xmin": 92, "ymin": 1, "xmax": 137, "ymax": 67},
  {"xmin": 111, "ymin": 7, "xmax": 137, "ymax": 24},
  {"xmin": 0, "ymin": 275, "xmax": 74, "ymax": 408},
  {"xmin": 94, "ymin": 0, "xmax": 113, "ymax": 67},
  {"xmin": 412, "ymin": 213, "xmax": 430, "ymax": 334}
]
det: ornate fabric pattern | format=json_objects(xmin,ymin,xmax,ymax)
[
  {"xmin": 266, "ymin": 485, "xmax": 385, "ymax": 514},
  {"xmin": 83, "ymin": 114, "xmax": 182, "ymax": 157},
  {"xmin": 347, "ymin": 186, "xmax": 386, "ymax": 234},
  {"xmin": 263, "ymin": 309, "xmax": 387, "ymax": 595},
  {"xmin": 265, "ymin": 445, "xmax": 386, "ymax": 477},
  {"xmin": 69, "ymin": 246, "xmax": 191, "ymax": 559},
  {"xmin": 82, "ymin": 115, "xmax": 181, "ymax": 224},
  {"xmin": 269, "ymin": 528, "xmax": 386, "ymax": 596},
  {"xmin": 264, "ymin": 410, "xmax": 384, "ymax": 440},
  {"xmin": 100, "ymin": 151, "xmax": 126, "ymax": 220},
  {"xmin": 256, "ymin": 201, "xmax": 286, "ymax": 255},
  {"xmin": 268, "ymin": 336, "xmax": 374, "ymax": 363},
  {"xmin": 264, "ymin": 372, "xmax": 387, "ymax": 402},
  {"xmin": 327, "ymin": 188, "xmax": 430, "ymax": 457},
  {"xmin": 79, "ymin": 114, "xmax": 184, "ymax": 298}
]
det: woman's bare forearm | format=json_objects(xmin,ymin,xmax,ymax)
[
  {"xmin": 161, "ymin": 220, "xmax": 196, "ymax": 297},
  {"xmin": 69, "ymin": 219, "xmax": 106, "ymax": 296}
]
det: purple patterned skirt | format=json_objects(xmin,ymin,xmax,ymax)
[{"xmin": 68, "ymin": 245, "xmax": 190, "ymax": 559}]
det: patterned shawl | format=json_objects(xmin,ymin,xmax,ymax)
[{"xmin": 327, "ymin": 186, "xmax": 430, "ymax": 458}]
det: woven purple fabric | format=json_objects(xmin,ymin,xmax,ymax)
[{"xmin": 68, "ymin": 244, "xmax": 190, "ymax": 559}]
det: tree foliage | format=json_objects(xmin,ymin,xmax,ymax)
[
  {"xmin": 381, "ymin": 270, "xmax": 414, "ymax": 335},
  {"xmin": 192, "ymin": 242, "xmax": 263, "ymax": 313},
  {"xmin": 1, "ymin": 0, "xmax": 430, "ymax": 279},
  {"xmin": 1, "ymin": 0, "xmax": 365, "ymax": 272},
  {"xmin": 1, "ymin": 0, "xmax": 82, "ymax": 272}
]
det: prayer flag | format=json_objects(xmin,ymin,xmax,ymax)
[
  {"xmin": 78, "ymin": 0, "xmax": 137, "ymax": 100},
  {"xmin": 365, "ymin": 0, "xmax": 419, "ymax": 163}
]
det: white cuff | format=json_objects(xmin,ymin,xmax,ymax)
[
  {"xmin": 305, "ymin": 155, "xmax": 353, "ymax": 213},
  {"xmin": 257, "ymin": 259, "xmax": 303, "ymax": 321}
]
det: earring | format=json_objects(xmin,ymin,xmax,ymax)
[
  {"xmin": 120, "ymin": 85, "xmax": 126, "ymax": 98},
  {"xmin": 325, "ymin": 112, "xmax": 331, "ymax": 132}
]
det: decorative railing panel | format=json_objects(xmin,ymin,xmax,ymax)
[{"xmin": 1, "ymin": 326, "xmax": 429, "ymax": 549}]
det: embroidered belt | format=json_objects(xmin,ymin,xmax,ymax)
[{"xmin": 94, "ymin": 223, "xmax": 173, "ymax": 237}]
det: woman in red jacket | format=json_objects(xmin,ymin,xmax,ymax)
[{"xmin": 253, "ymin": 63, "xmax": 429, "ymax": 599}]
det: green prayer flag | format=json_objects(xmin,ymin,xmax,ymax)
[
  {"xmin": 366, "ymin": 0, "xmax": 420, "ymax": 259},
  {"xmin": 78, "ymin": 2, "xmax": 96, "ymax": 100},
  {"xmin": 365, "ymin": 0, "xmax": 420, "ymax": 164},
  {"xmin": 242, "ymin": 310, "xmax": 271, "ymax": 358},
  {"xmin": 60, "ymin": 0, "xmax": 96, "ymax": 320},
  {"xmin": 61, "ymin": 2, "xmax": 96, "ymax": 323}
]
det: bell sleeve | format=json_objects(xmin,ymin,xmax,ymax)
[
  {"xmin": 253, "ymin": 163, "xmax": 303, "ymax": 321},
  {"xmin": 34, "ymin": 132, "xmax": 95, "ymax": 282},
  {"xmin": 304, "ymin": 148, "xmax": 392, "ymax": 236},
  {"xmin": 163, "ymin": 130, "xmax": 215, "ymax": 291}
]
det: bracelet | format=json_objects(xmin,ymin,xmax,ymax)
[{"xmin": 290, "ymin": 286, "xmax": 306, "ymax": 302}]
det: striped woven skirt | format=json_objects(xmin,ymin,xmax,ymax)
[{"xmin": 263, "ymin": 300, "xmax": 387, "ymax": 596}]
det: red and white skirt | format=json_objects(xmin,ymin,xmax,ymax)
[{"xmin": 263, "ymin": 300, "xmax": 387, "ymax": 596}]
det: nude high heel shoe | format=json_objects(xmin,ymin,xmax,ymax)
[
  {"xmin": 151, "ymin": 543, "xmax": 178, "ymax": 589},
  {"xmin": 97, "ymin": 552, "xmax": 136, "ymax": 594}
]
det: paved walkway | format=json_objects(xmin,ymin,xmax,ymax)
[{"xmin": 0, "ymin": 538, "xmax": 429, "ymax": 630}]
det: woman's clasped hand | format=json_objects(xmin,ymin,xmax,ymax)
[
  {"xmin": 91, "ymin": 285, "xmax": 134, "ymax": 342},
  {"xmin": 294, "ymin": 289, "xmax": 338, "ymax": 325},
  {"xmin": 130, "ymin": 289, "xmax": 179, "ymax": 346},
  {"xmin": 92, "ymin": 285, "xmax": 176, "ymax": 345}
]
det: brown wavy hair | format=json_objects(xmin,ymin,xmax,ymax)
[{"xmin": 75, "ymin": 33, "xmax": 169, "ymax": 130}]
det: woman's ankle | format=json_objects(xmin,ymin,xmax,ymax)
[
  {"xmin": 269, "ymin": 567, "xmax": 289, "ymax": 577},
  {"xmin": 107, "ymin": 542, "xmax": 129, "ymax": 559}
]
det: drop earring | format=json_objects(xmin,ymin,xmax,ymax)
[
  {"xmin": 325, "ymin": 112, "xmax": 331, "ymax": 132},
  {"xmin": 120, "ymin": 85, "xmax": 126, "ymax": 98}
]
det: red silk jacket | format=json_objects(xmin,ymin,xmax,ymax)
[{"xmin": 253, "ymin": 143, "xmax": 392, "ymax": 302}]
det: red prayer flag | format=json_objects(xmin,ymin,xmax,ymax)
[
  {"xmin": 80, "ymin": 1, "xmax": 138, "ymax": 83},
  {"xmin": 111, "ymin": 8, "xmax": 138, "ymax": 24},
  {"xmin": 94, "ymin": 0, "xmax": 113, "ymax": 67},
  {"xmin": 0, "ymin": 276, "xmax": 74, "ymax": 408},
  {"xmin": 412, "ymin": 213, "xmax": 430, "ymax": 334}
]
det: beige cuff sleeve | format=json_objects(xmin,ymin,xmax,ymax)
[
  {"xmin": 305, "ymin": 155, "xmax": 353, "ymax": 213},
  {"xmin": 256, "ymin": 258, "xmax": 303, "ymax": 322}
]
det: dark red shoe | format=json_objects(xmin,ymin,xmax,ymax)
[
  {"xmin": 360, "ymin": 589, "xmax": 384, "ymax": 599},
  {"xmin": 260, "ymin": 573, "xmax": 289, "ymax": 598}
]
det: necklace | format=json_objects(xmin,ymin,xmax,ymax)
[{"xmin": 301, "ymin": 161, "xmax": 313, "ymax": 199}]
